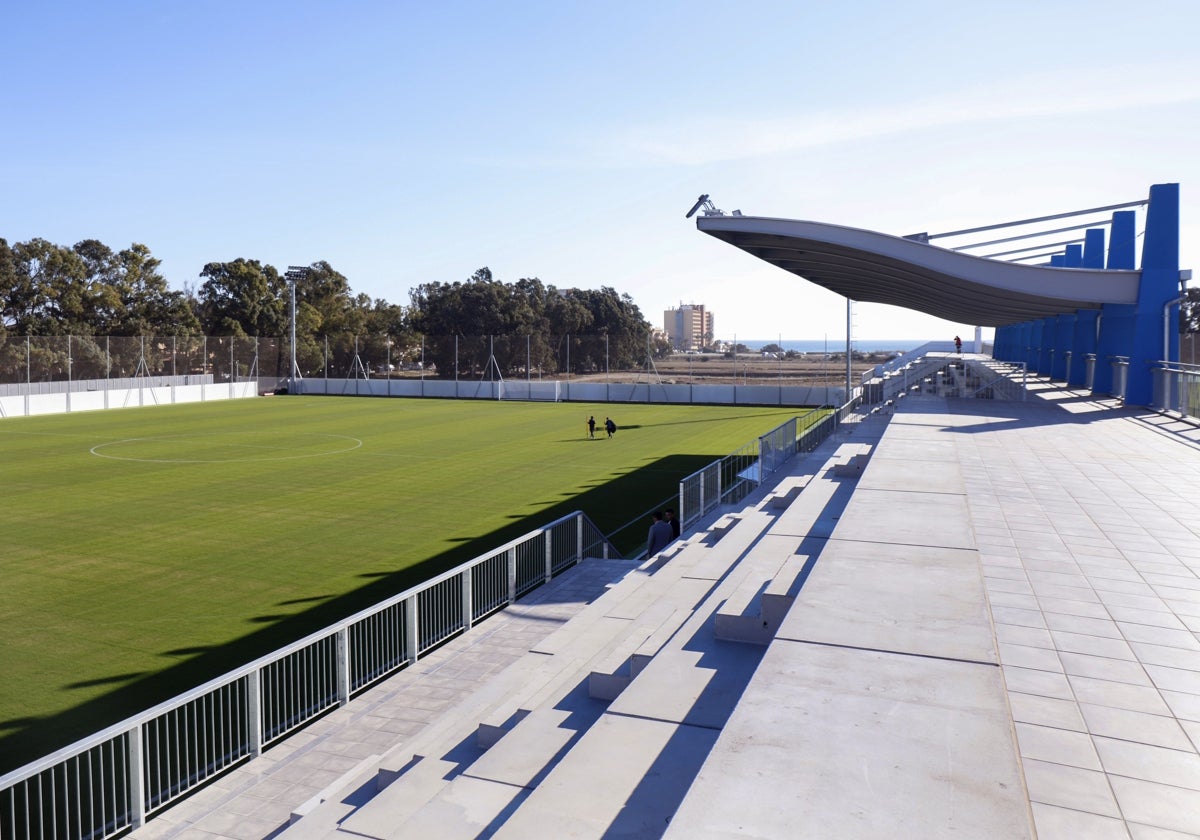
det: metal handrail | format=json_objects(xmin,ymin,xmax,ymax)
[{"xmin": 1, "ymin": 510, "xmax": 616, "ymax": 838}]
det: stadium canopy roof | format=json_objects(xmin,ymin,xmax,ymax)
[{"xmin": 696, "ymin": 215, "xmax": 1140, "ymax": 327}]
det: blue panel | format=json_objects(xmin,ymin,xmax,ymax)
[
  {"xmin": 1125, "ymin": 184, "xmax": 1181, "ymax": 404},
  {"xmin": 1082, "ymin": 229, "xmax": 1105, "ymax": 269},
  {"xmin": 1142, "ymin": 183, "xmax": 1180, "ymax": 272},
  {"xmin": 1108, "ymin": 210, "xmax": 1136, "ymax": 269},
  {"xmin": 1039, "ymin": 317, "xmax": 1056, "ymax": 374},
  {"xmin": 1065, "ymin": 244, "xmax": 1083, "ymax": 267},
  {"xmin": 1094, "ymin": 304, "xmax": 1135, "ymax": 395},
  {"xmin": 1070, "ymin": 310, "xmax": 1098, "ymax": 387}
]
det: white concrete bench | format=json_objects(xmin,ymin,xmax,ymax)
[
  {"xmin": 673, "ymin": 509, "xmax": 775, "ymax": 582},
  {"xmin": 478, "ymin": 615, "xmax": 634, "ymax": 748},
  {"xmin": 707, "ymin": 514, "xmax": 739, "ymax": 540},
  {"xmin": 485, "ymin": 514, "xmax": 775, "ymax": 748},
  {"xmin": 769, "ymin": 476, "xmax": 810, "ymax": 509},
  {"xmin": 713, "ymin": 550, "xmax": 818, "ymax": 645},
  {"xmin": 713, "ymin": 542, "xmax": 802, "ymax": 644},
  {"xmin": 396, "ymin": 706, "xmax": 588, "ymax": 838},
  {"xmin": 588, "ymin": 604, "xmax": 687, "ymax": 700},
  {"xmin": 832, "ymin": 450, "xmax": 872, "ymax": 477}
]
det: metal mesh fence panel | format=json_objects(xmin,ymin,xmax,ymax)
[
  {"xmin": 0, "ymin": 734, "xmax": 134, "ymax": 840},
  {"xmin": 348, "ymin": 601, "xmax": 410, "ymax": 693},
  {"xmin": 260, "ymin": 636, "xmax": 339, "ymax": 744},
  {"xmin": 416, "ymin": 575, "xmax": 466, "ymax": 654},
  {"xmin": 142, "ymin": 680, "xmax": 251, "ymax": 812}
]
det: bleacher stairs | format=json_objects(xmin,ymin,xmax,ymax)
[{"xmin": 278, "ymin": 410, "xmax": 895, "ymax": 840}]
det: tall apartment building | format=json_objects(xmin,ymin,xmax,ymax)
[{"xmin": 664, "ymin": 303, "xmax": 714, "ymax": 351}]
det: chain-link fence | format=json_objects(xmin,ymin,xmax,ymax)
[
  {"xmin": 298, "ymin": 333, "xmax": 881, "ymax": 387},
  {"xmin": 0, "ymin": 333, "xmax": 884, "ymax": 391},
  {"xmin": 0, "ymin": 335, "xmax": 287, "ymax": 391}
]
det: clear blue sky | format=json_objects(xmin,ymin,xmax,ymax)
[{"xmin": 4, "ymin": 1, "xmax": 1198, "ymax": 342}]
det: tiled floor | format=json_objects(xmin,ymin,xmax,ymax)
[{"xmin": 958, "ymin": 393, "xmax": 1200, "ymax": 838}]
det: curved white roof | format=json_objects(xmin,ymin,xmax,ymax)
[{"xmin": 697, "ymin": 215, "xmax": 1140, "ymax": 327}]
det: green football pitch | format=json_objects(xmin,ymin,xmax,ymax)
[{"xmin": 0, "ymin": 395, "xmax": 804, "ymax": 772}]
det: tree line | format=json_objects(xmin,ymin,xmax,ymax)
[{"xmin": 0, "ymin": 237, "xmax": 666, "ymax": 378}]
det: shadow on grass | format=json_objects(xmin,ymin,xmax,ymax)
[{"xmin": 0, "ymin": 452, "xmax": 713, "ymax": 775}]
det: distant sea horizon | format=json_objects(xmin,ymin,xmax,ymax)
[{"xmin": 739, "ymin": 339, "xmax": 928, "ymax": 354}]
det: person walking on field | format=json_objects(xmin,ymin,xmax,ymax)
[
  {"xmin": 605, "ymin": 417, "xmax": 616, "ymax": 438},
  {"xmin": 587, "ymin": 416, "xmax": 596, "ymax": 439},
  {"xmin": 647, "ymin": 511, "xmax": 673, "ymax": 557}
]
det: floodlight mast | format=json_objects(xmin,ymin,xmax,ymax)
[{"xmin": 284, "ymin": 266, "xmax": 310, "ymax": 388}]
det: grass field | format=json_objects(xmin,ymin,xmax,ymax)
[{"xmin": 0, "ymin": 395, "xmax": 802, "ymax": 772}]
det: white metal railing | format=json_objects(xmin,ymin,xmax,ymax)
[
  {"xmin": 677, "ymin": 404, "xmax": 851, "ymax": 529},
  {"xmin": 0, "ymin": 511, "xmax": 615, "ymax": 839},
  {"xmin": 1153, "ymin": 361, "xmax": 1200, "ymax": 419},
  {"xmin": 860, "ymin": 341, "xmax": 958, "ymax": 383}
]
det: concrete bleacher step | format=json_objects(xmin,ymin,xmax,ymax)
[
  {"xmin": 769, "ymin": 476, "xmax": 810, "ymax": 509},
  {"xmin": 488, "ymin": 596, "xmax": 769, "ymax": 837},
  {"xmin": 761, "ymin": 552, "xmax": 816, "ymax": 626},
  {"xmin": 375, "ymin": 504, "xmax": 778, "ymax": 838},
  {"xmin": 480, "ymin": 556, "xmax": 724, "ymax": 745},
  {"xmin": 282, "ymin": 507, "xmax": 780, "ymax": 839},
  {"xmin": 832, "ymin": 450, "xmax": 872, "ymax": 477},
  {"xmin": 713, "ymin": 550, "xmax": 816, "ymax": 645},
  {"xmin": 399, "ymin": 691, "xmax": 609, "ymax": 838},
  {"xmin": 489, "ymin": 712, "xmax": 720, "ymax": 839},
  {"xmin": 712, "ymin": 445, "xmax": 870, "ymax": 646},
  {"xmin": 672, "ymin": 509, "xmax": 775, "ymax": 582},
  {"xmin": 587, "ymin": 604, "xmax": 687, "ymax": 700},
  {"xmin": 478, "ymin": 614, "xmax": 639, "ymax": 748}
]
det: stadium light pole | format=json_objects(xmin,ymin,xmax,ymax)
[
  {"xmin": 285, "ymin": 266, "xmax": 309, "ymax": 388},
  {"xmin": 845, "ymin": 298, "xmax": 853, "ymax": 402}
]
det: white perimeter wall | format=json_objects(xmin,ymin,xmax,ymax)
[
  {"xmin": 294, "ymin": 378, "xmax": 842, "ymax": 407},
  {"xmin": 0, "ymin": 381, "xmax": 260, "ymax": 419}
]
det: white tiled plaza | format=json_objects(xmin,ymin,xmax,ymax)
[{"xmin": 130, "ymin": 373, "xmax": 1200, "ymax": 839}]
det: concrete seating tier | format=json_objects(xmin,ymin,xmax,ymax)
[
  {"xmin": 275, "ymin": 487, "xmax": 798, "ymax": 840},
  {"xmin": 273, "ymin": 408, "xmax": 945, "ymax": 840},
  {"xmin": 712, "ymin": 445, "xmax": 867, "ymax": 645}
]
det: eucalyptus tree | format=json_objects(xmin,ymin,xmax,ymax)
[{"xmin": 197, "ymin": 258, "xmax": 287, "ymax": 337}]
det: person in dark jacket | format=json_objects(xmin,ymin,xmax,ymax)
[
  {"xmin": 664, "ymin": 508, "xmax": 681, "ymax": 540},
  {"xmin": 647, "ymin": 511, "xmax": 673, "ymax": 556}
]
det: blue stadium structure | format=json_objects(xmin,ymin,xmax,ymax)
[{"xmin": 697, "ymin": 183, "xmax": 1183, "ymax": 407}]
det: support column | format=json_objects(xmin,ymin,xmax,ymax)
[
  {"xmin": 1038, "ymin": 317, "xmax": 1056, "ymax": 375},
  {"xmin": 1051, "ymin": 314, "xmax": 1075, "ymax": 381},
  {"xmin": 1095, "ymin": 304, "xmax": 1133, "ymax": 396},
  {"xmin": 1069, "ymin": 310, "xmax": 1098, "ymax": 387},
  {"xmin": 1125, "ymin": 183, "xmax": 1180, "ymax": 406}
]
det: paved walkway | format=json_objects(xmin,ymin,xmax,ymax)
[{"xmin": 951, "ymin": 390, "xmax": 1200, "ymax": 837}]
